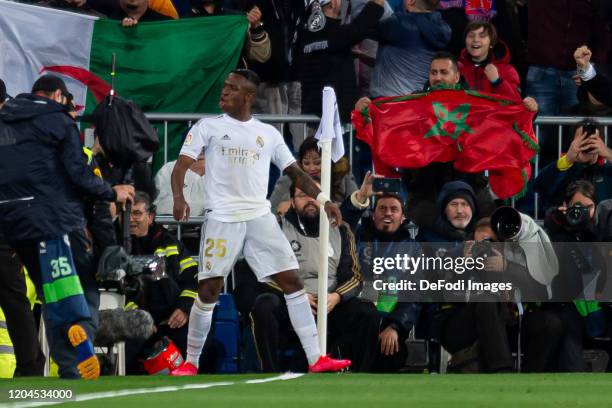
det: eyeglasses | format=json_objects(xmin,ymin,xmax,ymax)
[{"xmin": 130, "ymin": 210, "xmax": 148, "ymax": 219}]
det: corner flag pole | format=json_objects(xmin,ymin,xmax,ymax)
[
  {"xmin": 317, "ymin": 138, "xmax": 332, "ymax": 355},
  {"xmin": 315, "ymin": 86, "xmax": 344, "ymax": 354}
]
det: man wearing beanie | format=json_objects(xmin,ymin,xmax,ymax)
[
  {"xmin": 417, "ymin": 180, "xmax": 478, "ymax": 243},
  {"xmin": 417, "ymin": 180, "xmax": 513, "ymax": 373},
  {"xmin": 0, "ymin": 74, "xmax": 134, "ymax": 379}
]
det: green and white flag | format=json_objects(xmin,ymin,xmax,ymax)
[{"xmin": 0, "ymin": 0, "xmax": 247, "ymax": 164}]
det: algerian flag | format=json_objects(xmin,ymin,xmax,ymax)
[
  {"xmin": 314, "ymin": 86, "xmax": 345, "ymax": 163},
  {"xmin": 0, "ymin": 0, "xmax": 247, "ymax": 167}
]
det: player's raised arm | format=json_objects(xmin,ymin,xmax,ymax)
[
  {"xmin": 171, "ymin": 154, "xmax": 196, "ymax": 221},
  {"xmin": 284, "ymin": 162, "xmax": 343, "ymax": 227}
]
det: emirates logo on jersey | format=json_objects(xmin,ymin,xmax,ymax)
[
  {"xmin": 220, "ymin": 146, "xmax": 260, "ymax": 166},
  {"xmin": 256, "ymin": 136, "xmax": 264, "ymax": 148}
]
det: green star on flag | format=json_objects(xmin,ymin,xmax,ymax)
[{"xmin": 424, "ymin": 102, "xmax": 473, "ymax": 139}]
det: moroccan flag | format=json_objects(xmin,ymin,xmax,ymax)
[
  {"xmin": 351, "ymin": 88, "xmax": 538, "ymax": 199},
  {"xmin": 0, "ymin": 0, "xmax": 247, "ymax": 168}
]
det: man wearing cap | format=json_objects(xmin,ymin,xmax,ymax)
[{"xmin": 0, "ymin": 75, "xmax": 134, "ymax": 379}]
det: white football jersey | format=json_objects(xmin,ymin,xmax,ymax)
[{"xmin": 180, "ymin": 114, "xmax": 295, "ymax": 222}]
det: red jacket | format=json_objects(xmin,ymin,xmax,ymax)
[{"xmin": 458, "ymin": 41, "xmax": 521, "ymax": 101}]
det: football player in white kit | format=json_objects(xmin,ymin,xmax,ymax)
[{"xmin": 169, "ymin": 69, "xmax": 351, "ymax": 375}]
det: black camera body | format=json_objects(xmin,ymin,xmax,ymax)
[
  {"xmin": 565, "ymin": 203, "xmax": 592, "ymax": 231},
  {"xmin": 471, "ymin": 238, "xmax": 494, "ymax": 259}
]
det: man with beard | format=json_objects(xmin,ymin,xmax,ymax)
[
  {"xmin": 342, "ymin": 172, "xmax": 423, "ymax": 372},
  {"xmin": 247, "ymin": 180, "xmax": 380, "ymax": 372},
  {"xmin": 417, "ymin": 181, "xmax": 513, "ymax": 373}
]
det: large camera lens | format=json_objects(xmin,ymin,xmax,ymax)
[{"xmin": 491, "ymin": 206, "xmax": 522, "ymax": 241}]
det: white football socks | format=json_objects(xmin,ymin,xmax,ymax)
[
  {"xmin": 284, "ymin": 289, "xmax": 321, "ymax": 365},
  {"xmin": 185, "ymin": 297, "xmax": 215, "ymax": 367}
]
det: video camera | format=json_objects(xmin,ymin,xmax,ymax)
[{"xmin": 97, "ymin": 246, "xmax": 168, "ymax": 298}]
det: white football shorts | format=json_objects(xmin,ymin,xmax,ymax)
[{"xmin": 197, "ymin": 212, "xmax": 299, "ymax": 282}]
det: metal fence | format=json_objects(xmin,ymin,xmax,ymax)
[{"xmin": 147, "ymin": 113, "xmax": 612, "ymax": 224}]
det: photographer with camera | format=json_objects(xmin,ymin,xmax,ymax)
[
  {"xmin": 543, "ymin": 180, "xmax": 606, "ymax": 372},
  {"xmin": 545, "ymin": 181, "xmax": 603, "ymax": 299},
  {"xmin": 123, "ymin": 191, "xmax": 198, "ymax": 373},
  {"xmin": 471, "ymin": 212, "xmax": 563, "ymax": 372},
  {"xmin": 535, "ymin": 121, "xmax": 612, "ymax": 213}
]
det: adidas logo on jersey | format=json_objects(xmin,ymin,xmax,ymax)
[{"xmin": 221, "ymin": 134, "xmax": 231, "ymax": 140}]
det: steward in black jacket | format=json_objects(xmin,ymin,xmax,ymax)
[
  {"xmin": 0, "ymin": 93, "xmax": 117, "ymax": 242},
  {"xmin": 0, "ymin": 76, "xmax": 133, "ymax": 379}
]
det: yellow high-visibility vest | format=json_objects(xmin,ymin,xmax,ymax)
[{"xmin": 0, "ymin": 307, "xmax": 16, "ymax": 378}]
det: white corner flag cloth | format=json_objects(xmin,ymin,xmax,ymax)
[{"xmin": 314, "ymin": 86, "xmax": 345, "ymax": 163}]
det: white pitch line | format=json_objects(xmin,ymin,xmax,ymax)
[
  {"xmin": 245, "ymin": 373, "xmax": 304, "ymax": 384},
  {"xmin": 1, "ymin": 373, "xmax": 304, "ymax": 408}
]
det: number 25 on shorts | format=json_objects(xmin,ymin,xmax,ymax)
[{"xmin": 204, "ymin": 239, "xmax": 227, "ymax": 258}]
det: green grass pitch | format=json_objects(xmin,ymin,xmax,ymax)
[{"xmin": 2, "ymin": 373, "xmax": 612, "ymax": 407}]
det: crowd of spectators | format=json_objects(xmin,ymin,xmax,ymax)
[{"xmin": 3, "ymin": 0, "xmax": 612, "ymax": 378}]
